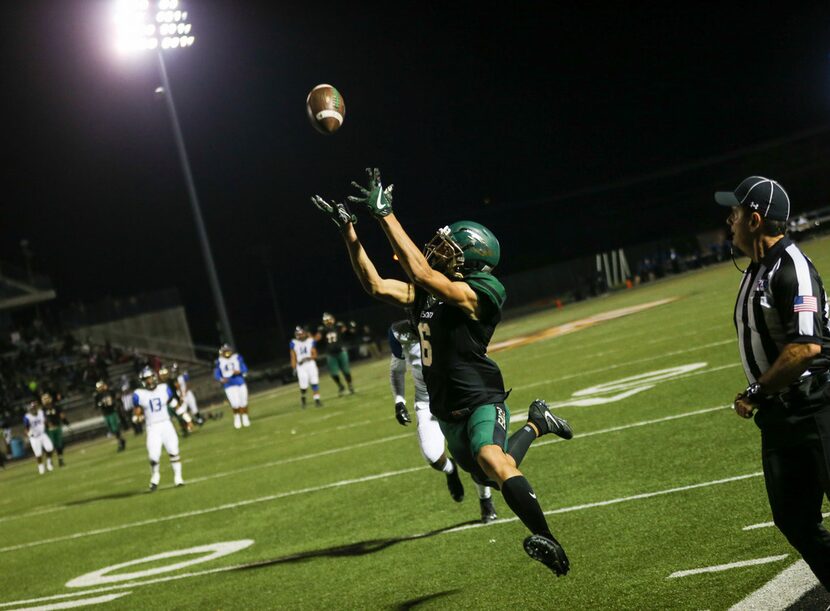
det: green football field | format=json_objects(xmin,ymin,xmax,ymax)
[{"xmin": 3, "ymin": 237, "xmax": 830, "ymax": 610}]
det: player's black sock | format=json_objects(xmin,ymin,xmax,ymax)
[
  {"xmin": 331, "ymin": 375, "xmax": 344, "ymax": 390},
  {"xmin": 507, "ymin": 424, "xmax": 537, "ymax": 468},
  {"xmin": 501, "ymin": 475, "xmax": 552, "ymax": 538}
]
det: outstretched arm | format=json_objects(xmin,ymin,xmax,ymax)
[
  {"xmin": 311, "ymin": 193, "xmax": 413, "ymax": 306},
  {"xmin": 340, "ymin": 222, "xmax": 414, "ymax": 306},
  {"xmin": 378, "ymin": 214, "xmax": 480, "ymax": 318},
  {"xmin": 346, "ymin": 168, "xmax": 480, "ymax": 318}
]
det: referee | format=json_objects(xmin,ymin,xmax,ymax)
[{"xmin": 717, "ymin": 176, "xmax": 830, "ymax": 590}]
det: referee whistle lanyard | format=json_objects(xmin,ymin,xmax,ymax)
[{"xmin": 730, "ymin": 244, "xmax": 748, "ymax": 274}]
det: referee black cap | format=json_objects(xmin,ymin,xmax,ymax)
[{"xmin": 715, "ymin": 176, "xmax": 790, "ymax": 221}]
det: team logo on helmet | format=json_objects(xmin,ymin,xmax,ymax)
[{"xmin": 423, "ymin": 221, "xmax": 500, "ymax": 278}]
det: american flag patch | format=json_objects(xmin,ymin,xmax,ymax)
[{"xmin": 793, "ymin": 295, "xmax": 818, "ymax": 313}]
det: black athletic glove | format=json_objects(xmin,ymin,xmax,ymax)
[
  {"xmin": 395, "ymin": 402, "xmax": 411, "ymax": 426},
  {"xmin": 310, "ymin": 195, "xmax": 357, "ymax": 229}
]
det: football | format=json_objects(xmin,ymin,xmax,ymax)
[{"xmin": 306, "ymin": 84, "xmax": 346, "ymax": 135}]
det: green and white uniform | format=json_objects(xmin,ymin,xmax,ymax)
[
  {"xmin": 44, "ymin": 405, "xmax": 66, "ymax": 453},
  {"xmin": 317, "ymin": 322, "xmax": 351, "ymax": 376},
  {"xmin": 414, "ymin": 271, "xmax": 508, "ymax": 482},
  {"xmin": 95, "ymin": 390, "xmax": 121, "ymax": 434}
]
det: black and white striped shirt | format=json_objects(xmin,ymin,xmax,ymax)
[{"xmin": 733, "ymin": 237, "xmax": 830, "ymax": 385}]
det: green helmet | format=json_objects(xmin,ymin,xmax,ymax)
[{"xmin": 423, "ymin": 220, "xmax": 500, "ymax": 278}]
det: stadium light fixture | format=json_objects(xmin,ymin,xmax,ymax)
[
  {"xmin": 110, "ymin": 0, "xmax": 236, "ymax": 347},
  {"xmin": 112, "ymin": 0, "xmax": 194, "ymax": 54}
]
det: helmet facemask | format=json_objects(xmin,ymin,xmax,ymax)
[{"xmin": 423, "ymin": 226, "xmax": 465, "ymax": 279}]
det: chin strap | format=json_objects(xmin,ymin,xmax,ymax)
[{"xmin": 730, "ymin": 244, "xmax": 747, "ymax": 274}]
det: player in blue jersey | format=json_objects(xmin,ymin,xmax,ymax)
[{"xmin": 215, "ymin": 344, "xmax": 250, "ymax": 429}]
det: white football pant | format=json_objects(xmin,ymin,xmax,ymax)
[
  {"xmin": 29, "ymin": 433, "xmax": 54, "ymax": 458},
  {"xmin": 415, "ymin": 402, "xmax": 447, "ymax": 465},
  {"xmin": 145, "ymin": 420, "xmax": 180, "ymax": 463},
  {"xmin": 224, "ymin": 384, "xmax": 248, "ymax": 409},
  {"xmin": 296, "ymin": 361, "xmax": 320, "ymax": 390},
  {"xmin": 184, "ymin": 390, "xmax": 199, "ymax": 415}
]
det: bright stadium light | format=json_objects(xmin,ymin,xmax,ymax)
[
  {"xmin": 110, "ymin": 0, "xmax": 235, "ymax": 347},
  {"xmin": 112, "ymin": 0, "xmax": 193, "ymax": 55}
]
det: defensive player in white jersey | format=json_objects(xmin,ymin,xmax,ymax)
[
  {"xmin": 214, "ymin": 344, "xmax": 250, "ymax": 429},
  {"xmin": 389, "ymin": 320, "xmax": 498, "ymax": 523},
  {"xmin": 172, "ymin": 363, "xmax": 204, "ymax": 425},
  {"xmin": 132, "ymin": 367, "xmax": 184, "ymax": 490},
  {"xmin": 24, "ymin": 401, "xmax": 54, "ymax": 475},
  {"xmin": 289, "ymin": 326, "xmax": 322, "ymax": 407}
]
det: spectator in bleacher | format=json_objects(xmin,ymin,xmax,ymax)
[{"xmin": 94, "ymin": 380, "xmax": 126, "ymax": 452}]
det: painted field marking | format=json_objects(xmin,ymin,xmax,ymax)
[
  {"xmin": 8, "ymin": 592, "xmax": 131, "ymax": 611},
  {"xmin": 743, "ymin": 511, "xmax": 830, "ymax": 531},
  {"xmin": 67, "ymin": 540, "xmax": 254, "ymax": 588},
  {"xmin": 729, "ymin": 560, "xmax": 820, "ymax": 610},
  {"xmin": 0, "ymin": 471, "xmax": 767, "ymax": 609},
  {"xmin": 519, "ymin": 339, "xmax": 734, "ymax": 391},
  {"xmin": 1, "ymin": 401, "xmax": 730, "ymax": 540},
  {"xmin": 489, "ymin": 298, "xmax": 677, "ymax": 353},
  {"xmin": 534, "ymin": 405, "xmax": 728, "ymax": 447},
  {"xmin": 0, "ymin": 466, "xmax": 424, "ymax": 554},
  {"xmin": 667, "ymin": 554, "xmax": 789, "ymax": 579}
]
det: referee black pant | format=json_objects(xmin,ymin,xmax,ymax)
[{"xmin": 761, "ymin": 411, "xmax": 830, "ymax": 590}]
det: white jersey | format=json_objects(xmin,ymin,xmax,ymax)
[
  {"xmin": 290, "ymin": 338, "xmax": 316, "ymax": 364},
  {"xmin": 389, "ymin": 321, "xmax": 429, "ymax": 404},
  {"xmin": 176, "ymin": 373, "xmax": 189, "ymax": 394},
  {"xmin": 133, "ymin": 385, "xmax": 174, "ymax": 427},
  {"xmin": 24, "ymin": 409, "xmax": 47, "ymax": 437}
]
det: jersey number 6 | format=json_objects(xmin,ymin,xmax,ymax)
[{"xmin": 417, "ymin": 322, "xmax": 433, "ymax": 367}]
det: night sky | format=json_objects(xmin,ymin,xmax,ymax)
[{"xmin": 2, "ymin": 1, "xmax": 830, "ymax": 361}]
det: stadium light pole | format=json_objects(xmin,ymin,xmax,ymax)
[{"xmin": 113, "ymin": 0, "xmax": 235, "ymax": 347}]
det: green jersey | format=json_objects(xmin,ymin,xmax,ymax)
[
  {"xmin": 94, "ymin": 390, "xmax": 118, "ymax": 416},
  {"xmin": 45, "ymin": 404, "xmax": 67, "ymax": 429},
  {"xmin": 415, "ymin": 272, "xmax": 507, "ymax": 420}
]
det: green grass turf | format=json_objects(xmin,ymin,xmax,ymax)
[{"xmin": 3, "ymin": 237, "xmax": 830, "ymax": 610}]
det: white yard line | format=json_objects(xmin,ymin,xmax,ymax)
[
  {"xmin": 0, "ymin": 403, "xmax": 729, "ymax": 532},
  {"xmin": 0, "ymin": 505, "xmax": 67, "ymax": 524},
  {"xmin": 519, "ymin": 339, "xmax": 734, "ymax": 390},
  {"xmin": 0, "ymin": 466, "xmax": 425, "ymax": 554},
  {"xmin": 743, "ymin": 511, "xmax": 830, "ymax": 531},
  {"xmin": 667, "ymin": 554, "xmax": 789, "ymax": 579},
  {"xmin": 185, "ymin": 433, "xmax": 412, "ymax": 484},
  {"xmin": 534, "ymin": 405, "xmax": 728, "ymax": 447},
  {"xmin": 728, "ymin": 560, "xmax": 820, "ymax": 610},
  {"xmin": 8, "ymin": 592, "xmax": 132, "ymax": 611},
  {"xmin": 0, "ymin": 470, "xmax": 767, "ymax": 608}
]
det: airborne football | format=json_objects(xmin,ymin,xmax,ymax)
[{"xmin": 306, "ymin": 83, "xmax": 345, "ymax": 135}]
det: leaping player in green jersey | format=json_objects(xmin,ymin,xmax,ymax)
[{"xmin": 311, "ymin": 169, "xmax": 574, "ymax": 576}]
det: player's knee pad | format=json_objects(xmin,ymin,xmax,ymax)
[
  {"xmin": 168, "ymin": 453, "xmax": 180, "ymax": 462},
  {"xmin": 311, "ymin": 384, "xmax": 319, "ymax": 391}
]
